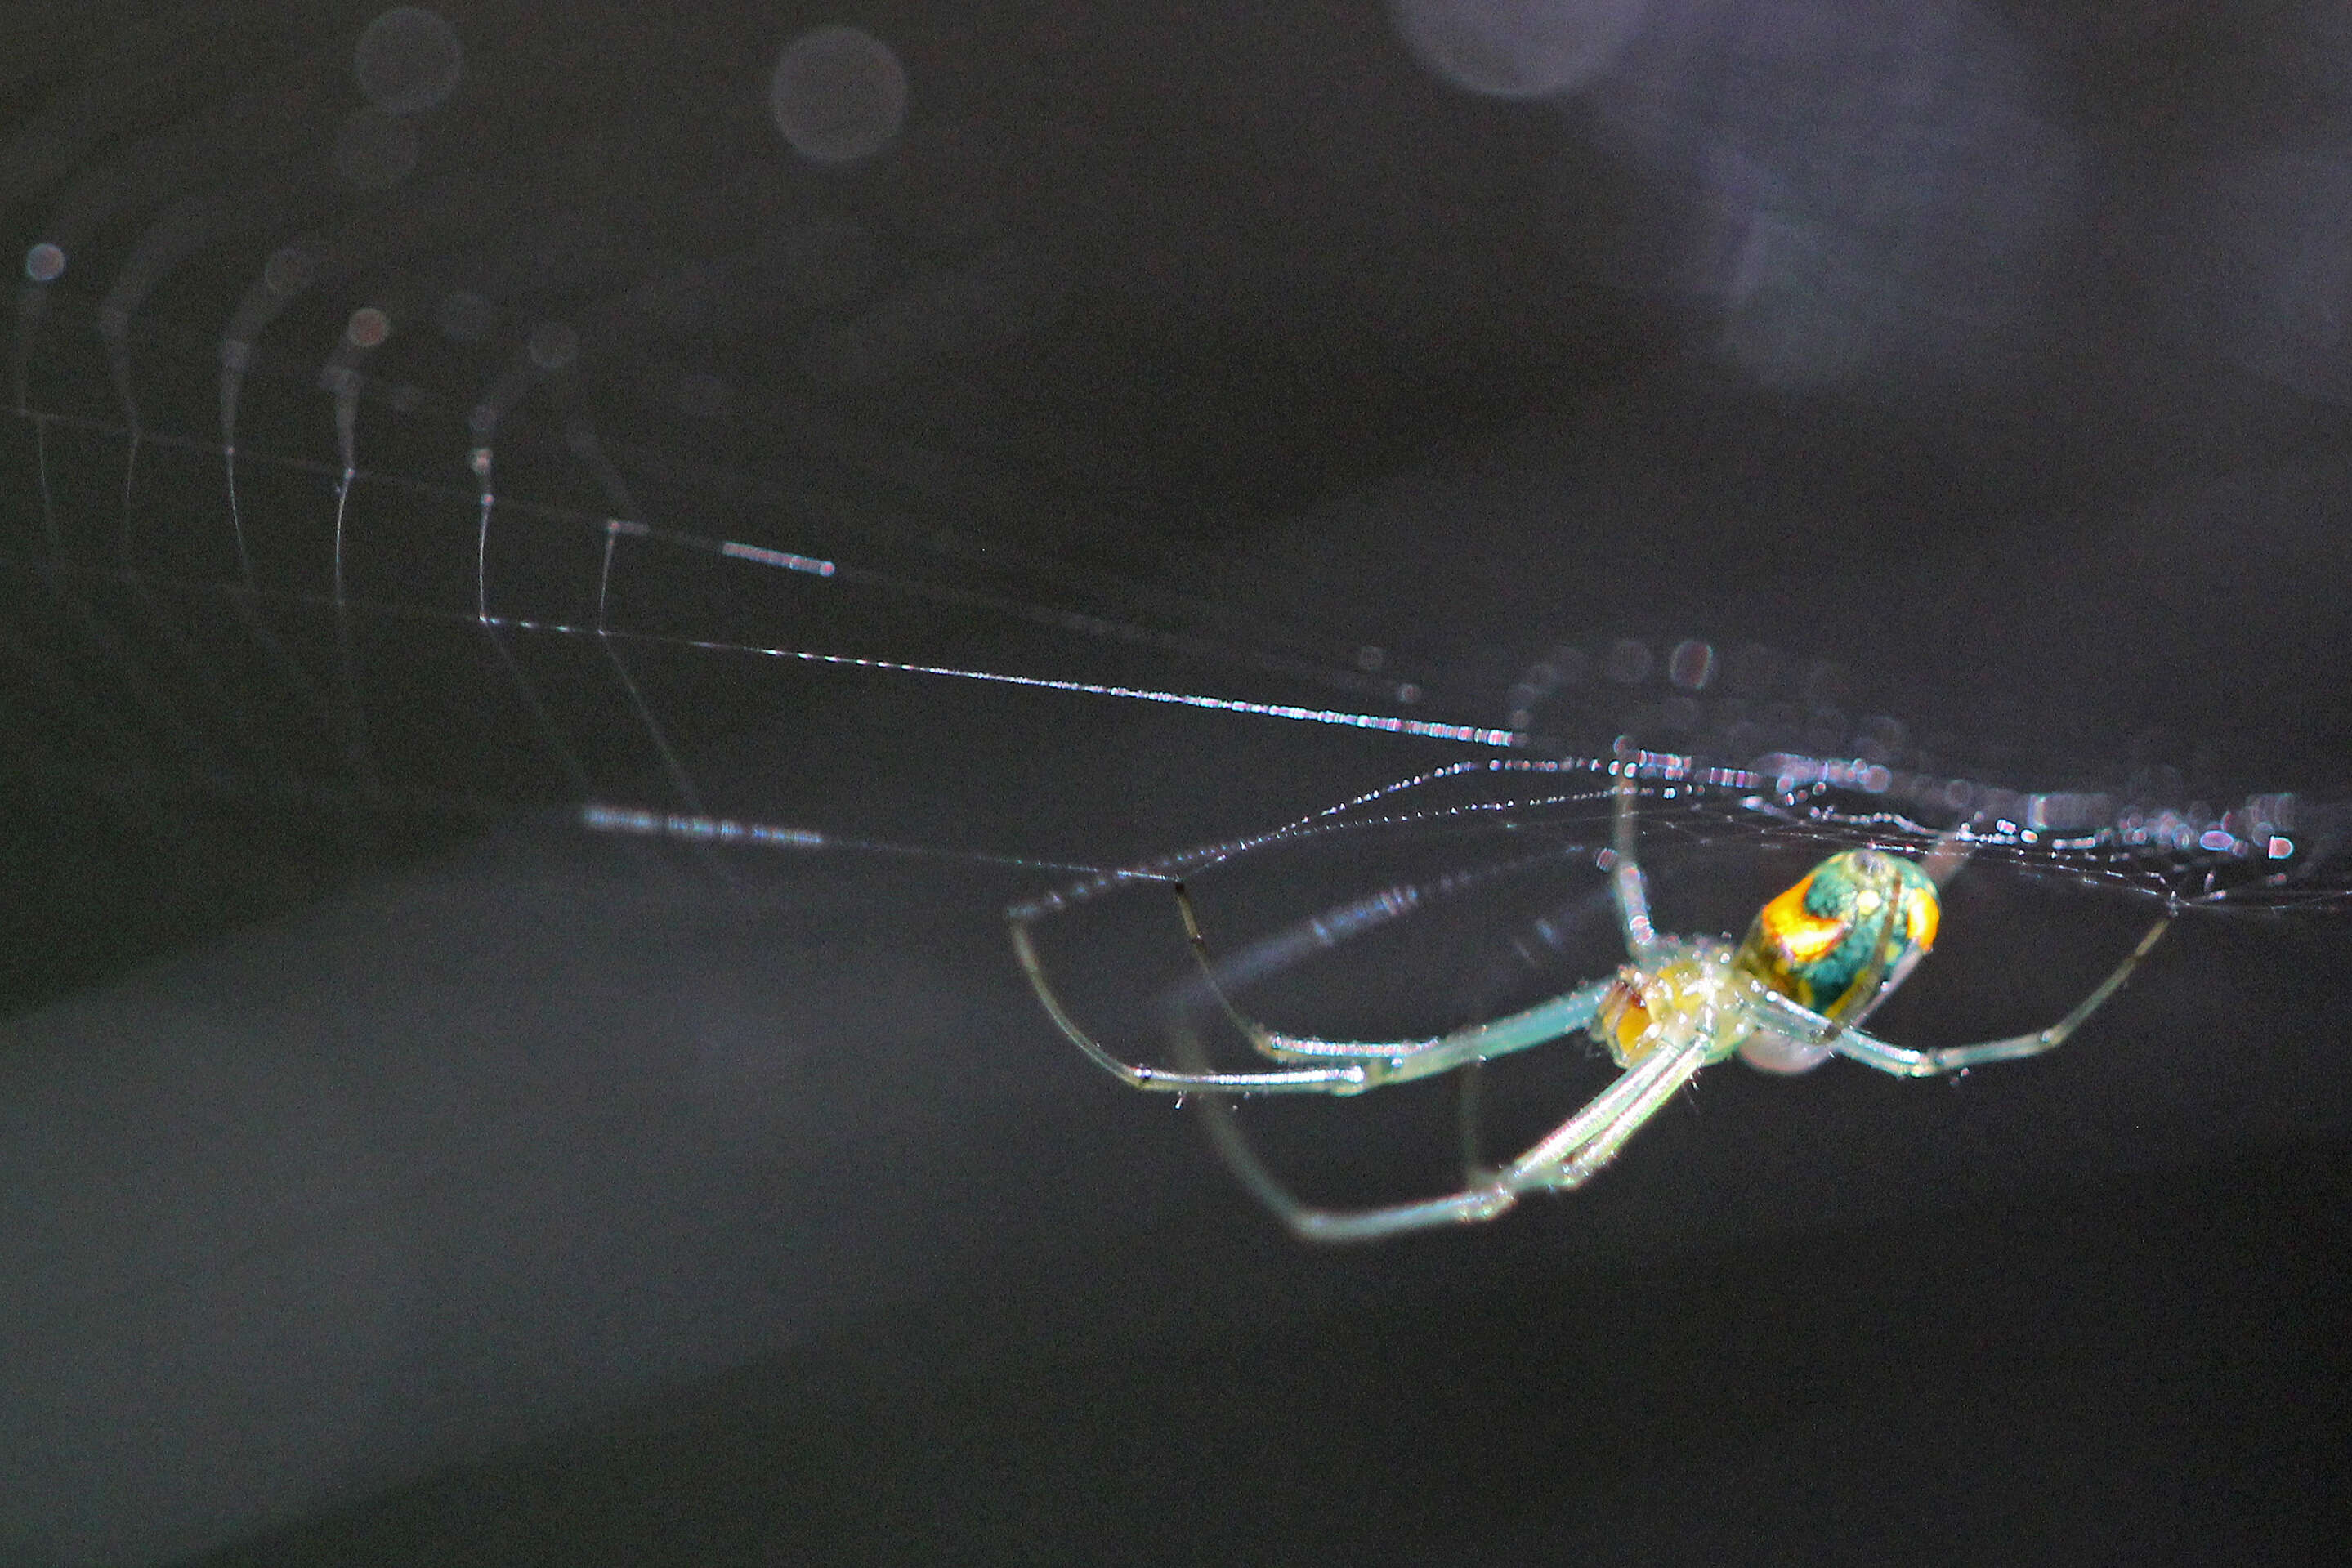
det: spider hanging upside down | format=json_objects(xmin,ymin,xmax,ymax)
[{"xmin": 1011, "ymin": 774, "xmax": 2175, "ymax": 1242}]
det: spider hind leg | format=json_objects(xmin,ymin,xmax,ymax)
[
  {"xmin": 1181, "ymin": 1028, "xmax": 1714, "ymax": 1242},
  {"xmin": 1765, "ymin": 914, "xmax": 2175, "ymax": 1078}
]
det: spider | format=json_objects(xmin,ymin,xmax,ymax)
[{"xmin": 1010, "ymin": 774, "xmax": 2175, "ymax": 1242}]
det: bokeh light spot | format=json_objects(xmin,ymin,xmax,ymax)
[
  {"xmin": 1667, "ymin": 638, "xmax": 1715, "ymax": 691},
  {"xmin": 1589, "ymin": 0, "xmax": 2078, "ymax": 395},
  {"xmin": 24, "ymin": 242, "xmax": 65, "ymax": 283},
  {"xmin": 346, "ymin": 306, "xmax": 391, "ymax": 350},
  {"xmin": 355, "ymin": 7, "xmax": 464, "ymax": 115},
  {"xmin": 769, "ymin": 25, "xmax": 909, "ymax": 165}
]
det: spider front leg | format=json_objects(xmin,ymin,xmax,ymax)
[
  {"xmin": 1611, "ymin": 773, "xmax": 1661, "ymax": 962},
  {"xmin": 1010, "ymin": 913, "xmax": 1383, "ymax": 1092},
  {"xmin": 1761, "ymin": 914, "xmax": 2174, "ymax": 1078},
  {"xmin": 1169, "ymin": 880, "xmax": 1615, "ymax": 1083},
  {"xmin": 1017, "ymin": 845, "xmax": 1622, "ymax": 1097},
  {"xmin": 1151, "ymin": 775, "xmax": 1660, "ymax": 1093}
]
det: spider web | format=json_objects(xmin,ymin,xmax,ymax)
[
  {"xmin": 4, "ymin": 8, "xmax": 2350, "ymax": 1025},
  {"xmin": 6, "ymin": 275, "xmax": 2349, "ymax": 982},
  {"xmin": 2, "ymin": 280, "xmax": 1500, "ymax": 859}
]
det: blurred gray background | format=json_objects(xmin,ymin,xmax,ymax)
[{"xmin": 2, "ymin": 3, "xmax": 2348, "ymax": 1561}]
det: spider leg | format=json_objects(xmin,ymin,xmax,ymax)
[
  {"xmin": 1185, "ymin": 1031, "xmax": 1712, "ymax": 1242},
  {"xmin": 1232, "ymin": 980, "xmax": 1612, "ymax": 1083},
  {"xmin": 1758, "ymin": 915, "xmax": 2173, "ymax": 1078},
  {"xmin": 1171, "ymin": 878, "xmax": 1613, "ymax": 1083},
  {"xmin": 1611, "ymin": 773, "xmax": 1661, "ymax": 963},
  {"xmin": 1010, "ymin": 915, "xmax": 1377, "ymax": 1093}
]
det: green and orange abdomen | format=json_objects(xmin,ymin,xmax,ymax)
[{"xmin": 1735, "ymin": 850, "xmax": 1939, "ymax": 1023}]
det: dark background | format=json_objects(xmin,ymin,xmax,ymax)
[{"xmin": 2, "ymin": 2, "xmax": 2349, "ymax": 1562}]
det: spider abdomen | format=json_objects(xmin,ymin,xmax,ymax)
[{"xmin": 1734, "ymin": 849, "xmax": 1939, "ymax": 1023}]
